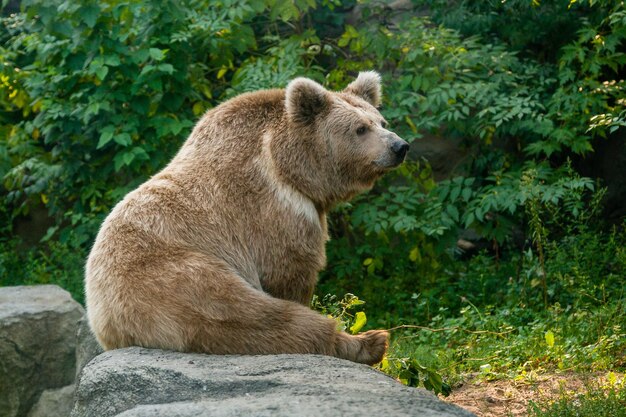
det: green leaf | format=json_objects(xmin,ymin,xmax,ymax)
[
  {"xmin": 249, "ymin": 0, "xmax": 266, "ymax": 13},
  {"xmin": 157, "ymin": 63, "xmax": 174, "ymax": 74},
  {"xmin": 131, "ymin": 146, "xmax": 149, "ymax": 161},
  {"xmin": 446, "ymin": 204, "xmax": 460, "ymax": 222},
  {"xmin": 169, "ymin": 121, "xmax": 184, "ymax": 135},
  {"xmin": 96, "ymin": 65, "xmax": 109, "ymax": 81},
  {"xmin": 475, "ymin": 207, "xmax": 485, "ymax": 222},
  {"xmin": 132, "ymin": 49, "xmax": 150, "ymax": 64},
  {"xmin": 113, "ymin": 133, "xmax": 132, "ymax": 147},
  {"xmin": 461, "ymin": 188, "xmax": 472, "ymax": 202},
  {"xmin": 104, "ymin": 55, "xmax": 121, "ymax": 66},
  {"xmin": 149, "ymin": 48, "xmax": 165, "ymax": 61},
  {"xmin": 80, "ymin": 4, "xmax": 100, "ymax": 28},
  {"xmin": 449, "ymin": 186, "xmax": 461, "ymax": 201},
  {"xmin": 97, "ymin": 126, "xmax": 115, "ymax": 149},
  {"xmin": 425, "ymin": 369, "xmax": 443, "ymax": 393},
  {"xmin": 545, "ymin": 330, "xmax": 555, "ymax": 348},
  {"xmin": 139, "ymin": 64, "xmax": 155, "ymax": 77},
  {"xmin": 464, "ymin": 212, "xmax": 475, "ymax": 228},
  {"xmin": 40, "ymin": 225, "xmax": 59, "ymax": 242},
  {"xmin": 113, "ymin": 153, "xmax": 126, "ymax": 172},
  {"xmin": 349, "ymin": 312, "xmax": 367, "ymax": 334},
  {"xmin": 122, "ymin": 151, "xmax": 135, "ymax": 166}
]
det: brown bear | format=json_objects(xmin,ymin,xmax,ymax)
[{"xmin": 85, "ymin": 71, "xmax": 409, "ymax": 365}]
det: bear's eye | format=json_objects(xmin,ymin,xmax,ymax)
[
  {"xmin": 356, "ymin": 126, "xmax": 368, "ymax": 136},
  {"xmin": 381, "ymin": 120, "xmax": 388, "ymax": 129}
]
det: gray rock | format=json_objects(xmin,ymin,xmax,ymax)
[
  {"xmin": 0, "ymin": 285, "xmax": 84, "ymax": 417},
  {"xmin": 346, "ymin": 0, "xmax": 430, "ymax": 31},
  {"xmin": 75, "ymin": 315, "xmax": 104, "ymax": 380},
  {"xmin": 26, "ymin": 385, "xmax": 75, "ymax": 417},
  {"xmin": 72, "ymin": 347, "xmax": 474, "ymax": 417}
]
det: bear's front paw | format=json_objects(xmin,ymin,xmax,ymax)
[{"xmin": 354, "ymin": 330, "xmax": 389, "ymax": 365}]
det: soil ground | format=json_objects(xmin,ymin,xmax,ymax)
[{"xmin": 441, "ymin": 372, "xmax": 622, "ymax": 417}]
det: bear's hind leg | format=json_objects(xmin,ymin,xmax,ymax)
[{"xmin": 179, "ymin": 262, "xmax": 388, "ymax": 365}]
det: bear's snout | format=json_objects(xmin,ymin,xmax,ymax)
[
  {"xmin": 373, "ymin": 134, "xmax": 409, "ymax": 169},
  {"xmin": 387, "ymin": 134, "xmax": 409, "ymax": 167},
  {"xmin": 391, "ymin": 140, "xmax": 409, "ymax": 160}
]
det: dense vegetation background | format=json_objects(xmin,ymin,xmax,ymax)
[{"xmin": 1, "ymin": 0, "xmax": 625, "ymax": 412}]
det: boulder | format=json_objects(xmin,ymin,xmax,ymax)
[
  {"xmin": 26, "ymin": 384, "xmax": 75, "ymax": 417},
  {"xmin": 0, "ymin": 285, "xmax": 84, "ymax": 417},
  {"xmin": 71, "ymin": 347, "xmax": 475, "ymax": 417},
  {"xmin": 75, "ymin": 315, "xmax": 104, "ymax": 380},
  {"xmin": 346, "ymin": 0, "xmax": 428, "ymax": 29}
]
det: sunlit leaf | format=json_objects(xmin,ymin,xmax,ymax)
[
  {"xmin": 545, "ymin": 330, "xmax": 555, "ymax": 348},
  {"xmin": 349, "ymin": 311, "xmax": 366, "ymax": 334}
]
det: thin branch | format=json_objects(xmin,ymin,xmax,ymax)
[{"xmin": 386, "ymin": 324, "xmax": 514, "ymax": 337}]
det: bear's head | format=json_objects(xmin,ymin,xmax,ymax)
[{"xmin": 277, "ymin": 71, "xmax": 409, "ymax": 209}]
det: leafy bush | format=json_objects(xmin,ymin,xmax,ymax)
[
  {"xmin": 0, "ymin": 238, "xmax": 86, "ymax": 303},
  {"xmin": 311, "ymin": 292, "xmax": 367, "ymax": 334}
]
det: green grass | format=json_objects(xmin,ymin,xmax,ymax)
[
  {"xmin": 528, "ymin": 378, "xmax": 626, "ymax": 417},
  {"xmin": 383, "ymin": 299, "xmax": 626, "ymax": 387}
]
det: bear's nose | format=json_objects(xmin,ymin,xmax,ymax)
[{"xmin": 391, "ymin": 140, "xmax": 409, "ymax": 159}]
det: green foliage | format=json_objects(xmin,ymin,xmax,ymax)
[
  {"xmin": 382, "ymin": 223, "xmax": 626, "ymax": 383},
  {"xmin": 318, "ymin": 1, "xmax": 626, "ymax": 292},
  {"xmin": 344, "ymin": 18, "xmax": 555, "ymax": 148},
  {"xmin": 528, "ymin": 376, "xmax": 626, "ymax": 417},
  {"xmin": 0, "ymin": 238, "xmax": 86, "ymax": 303},
  {"xmin": 311, "ymin": 292, "xmax": 366, "ymax": 334},
  {"xmin": 422, "ymin": 0, "xmax": 587, "ymax": 56},
  {"xmin": 379, "ymin": 353, "xmax": 452, "ymax": 396},
  {"xmin": 311, "ymin": 292, "xmax": 451, "ymax": 396},
  {"xmin": 225, "ymin": 32, "xmax": 325, "ymax": 97}
]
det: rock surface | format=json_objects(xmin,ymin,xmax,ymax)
[
  {"xmin": 75, "ymin": 315, "xmax": 104, "ymax": 380},
  {"xmin": 72, "ymin": 347, "xmax": 475, "ymax": 417},
  {"xmin": 26, "ymin": 385, "xmax": 75, "ymax": 417},
  {"xmin": 0, "ymin": 285, "xmax": 84, "ymax": 417}
]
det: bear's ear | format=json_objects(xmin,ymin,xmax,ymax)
[
  {"xmin": 343, "ymin": 71, "xmax": 382, "ymax": 107},
  {"xmin": 285, "ymin": 77, "xmax": 330, "ymax": 124}
]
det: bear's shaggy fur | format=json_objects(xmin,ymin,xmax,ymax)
[{"xmin": 85, "ymin": 72, "xmax": 408, "ymax": 365}]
